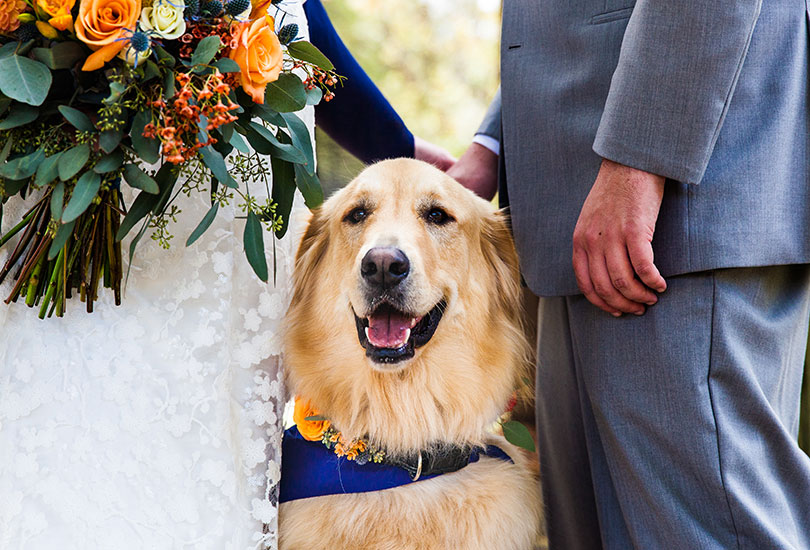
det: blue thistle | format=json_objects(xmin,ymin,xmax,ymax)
[
  {"xmin": 278, "ymin": 23, "xmax": 298, "ymax": 45},
  {"xmin": 225, "ymin": 0, "xmax": 250, "ymax": 16},
  {"xmin": 184, "ymin": 0, "xmax": 200, "ymax": 16},
  {"xmin": 16, "ymin": 23, "xmax": 39, "ymax": 42},
  {"xmin": 129, "ymin": 30, "xmax": 151, "ymax": 53},
  {"xmin": 201, "ymin": 0, "xmax": 223, "ymax": 16}
]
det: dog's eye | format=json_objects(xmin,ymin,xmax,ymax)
[
  {"xmin": 425, "ymin": 207, "xmax": 453, "ymax": 226},
  {"xmin": 344, "ymin": 207, "xmax": 368, "ymax": 224}
]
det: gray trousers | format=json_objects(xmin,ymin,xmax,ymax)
[{"xmin": 536, "ymin": 266, "xmax": 810, "ymax": 549}]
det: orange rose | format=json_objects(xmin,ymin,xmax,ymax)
[
  {"xmin": 229, "ymin": 15, "xmax": 283, "ymax": 104},
  {"xmin": 37, "ymin": 0, "xmax": 75, "ymax": 31},
  {"xmin": 75, "ymin": 0, "xmax": 141, "ymax": 71},
  {"xmin": 293, "ymin": 397, "xmax": 330, "ymax": 441}
]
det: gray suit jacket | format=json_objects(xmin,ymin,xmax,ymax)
[{"xmin": 480, "ymin": 0, "xmax": 810, "ymax": 296}]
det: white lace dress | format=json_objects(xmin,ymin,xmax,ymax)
[{"xmin": 0, "ymin": 7, "xmax": 311, "ymax": 548}]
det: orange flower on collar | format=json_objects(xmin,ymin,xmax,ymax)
[{"xmin": 293, "ymin": 397, "xmax": 331, "ymax": 441}]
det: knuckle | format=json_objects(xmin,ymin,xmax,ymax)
[{"xmin": 612, "ymin": 277, "xmax": 627, "ymax": 290}]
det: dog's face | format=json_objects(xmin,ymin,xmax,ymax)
[{"xmin": 284, "ymin": 159, "xmax": 528, "ymax": 450}]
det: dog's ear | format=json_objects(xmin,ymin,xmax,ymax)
[
  {"xmin": 290, "ymin": 207, "xmax": 330, "ymax": 307},
  {"xmin": 480, "ymin": 209, "xmax": 522, "ymax": 322}
]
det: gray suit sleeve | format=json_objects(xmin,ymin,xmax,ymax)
[
  {"xmin": 593, "ymin": 0, "xmax": 762, "ymax": 184},
  {"xmin": 476, "ymin": 87, "xmax": 501, "ymax": 141}
]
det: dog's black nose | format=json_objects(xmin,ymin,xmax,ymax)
[{"xmin": 361, "ymin": 247, "xmax": 410, "ymax": 288}]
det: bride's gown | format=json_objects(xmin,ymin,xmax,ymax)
[{"xmin": 0, "ymin": 5, "xmax": 312, "ymax": 548}]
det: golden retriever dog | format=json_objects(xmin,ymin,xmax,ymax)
[{"xmin": 280, "ymin": 158, "xmax": 542, "ymax": 550}]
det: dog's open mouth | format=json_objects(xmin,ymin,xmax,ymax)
[{"xmin": 354, "ymin": 300, "xmax": 446, "ymax": 364}]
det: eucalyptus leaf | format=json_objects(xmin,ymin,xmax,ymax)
[
  {"xmin": 123, "ymin": 164, "xmax": 159, "ymax": 194},
  {"xmin": 264, "ymin": 73, "xmax": 307, "ymax": 113},
  {"xmin": 0, "ymin": 104, "xmax": 38, "ymax": 130},
  {"xmin": 47, "ymin": 219, "xmax": 76, "ymax": 260},
  {"xmin": 287, "ymin": 41, "xmax": 334, "ymax": 71},
  {"xmin": 50, "ymin": 181, "xmax": 65, "ymax": 220},
  {"xmin": 252, "ymin": 103, "xmax": 285, "ymax": 126},
  {"xmin": 191, "ymin": 36, "xmax": 221, "ymax": 67},
  {"xmin": 58, "ymin": 105, "xmax": 94, "ymax": 132},
  {"xmin": 244, "ymin": 210, "xmax": 268, "ymax": 282},
  {"xmin": 185, "ymin": 201, "xmax": 219, "ymax": 246},
  {"xmin": 213, "ymin": 58, "xmax": 241, "ymax": 73},
  {"xmin": 130, "ymin": 110, "xmax": 160, "ymax": 164},
  {"xmin": 280, "ymin": 112, "xmax": 315, "ymax": 174},
  {"xmin": 2, "ymin": 178, "xmax": 27, "ymax": 195},
  {"xmin": 0, "ymin": 97, "xmax": 11, "ymax": 116},
  {"xmin": 151, "ymin": 163, "xmax": 179, "ymax": 215},
  {"xmin": 94, "ymin": 149, "xmax": 124, "ymax": 173},
  {"xmin": 35, "ymin": 152, "xmax": 62, "ymax": 187},
  {"xmin": 0, "ymin": 135, "xmax": 12, "ymax": 162},
  {"xmin": 153, "ymin": 44, "xmax": 175, "ymax": 67},
  {"xmin": 117, "ymin": 189, "xmax": 161, "ymax": 241},
  {"xmin": 294, "ymin": 163, "xmax": 323, "ymax": 208},
  {"xmin": 0, "ymin": 42, "xmax": 17, "ymax": 59},
  {"xmin": 99, "ymin": 129, "xmax": 123, "ymax": 153},
  {"xmin": 0, "ymin": 149, "xmax": 44, "ymax": 180},
  {"xmin": 0, "ymin": 55, "xmax": 52, "ymax": 106},
  {"xmin": 58, "ymin": 143, "xmax": 90, "ymax": 181},
  {"xmin": 271, "ymin": 154, "xmax": 295, "ymax": 238},
  {"xmin": 32, "ymin": 42, "xmax": 85, "ymax": 70},
  {"xmin": 229, "ymin": 130, "xmax": 250, "ymax": 154},
  {"xmin": 62, "ymin": 171, "xmax": 101, "ymax": 223},
  {"xmin": 142, "ymin": 60, "xmax": 161, "ymax": 82},
  {"xmin": 501, "ymin": 420, "xmax": 536, "ymax": 452},
  {"xmin": 306, "ymin": 85, "xmax": 323, "ymax": 106},
  {"xmin": 199, "ymin": 145, "xmax": 237, "ymax": 188},
  {"xmin": 246, "ymin": 122, "xmax": 306, "ymax": 164},
  {"xmin": 304, "ymin": 415, "xmax": 328, "ymax": 422}
]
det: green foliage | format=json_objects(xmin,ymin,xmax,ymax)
[
  {"xmin": 244, "ymin": 210, "xmax": 268, "ymax": 282},
  {"xmin": 264, "ymin": 73, "xmax": 307, "ymax": 112},
  {"xmin": 501, "ymin": 420, "xmax": 536, "ymax": 452},
  {"xmin": 62, "ymin": 171, "xmax": 101, "ymax": 223},
  {"xmin": 0, "ymin": 55, "xmax": 52, "ymax": 106},
  {"xmin": 287, "ymin": 41, "xmax": 334, "ymax": 71}
]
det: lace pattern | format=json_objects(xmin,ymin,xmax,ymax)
[{"xmin": 0, "ymin": 5, "xmax": 312, "ymax": 546}]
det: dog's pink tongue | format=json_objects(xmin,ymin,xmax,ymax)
[{"xmin": 367, "ymin": 310, "xmax": 415, "ymax": 349}]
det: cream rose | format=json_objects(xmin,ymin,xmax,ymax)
[{"xmin": 140, "ymin": 0, "xmax": 185, "ymax": 40}]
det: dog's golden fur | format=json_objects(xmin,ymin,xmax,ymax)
[{"xmin": 280, "ymin": 159, "xmax": 542, "ymax": 549}]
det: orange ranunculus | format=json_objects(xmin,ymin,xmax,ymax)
[
  {"xmin": 75, "ymin": 0, "xmax": 141, "ymax": 71},
  {"xmin": 0, "ymin": 0, "xmax": 26, "ymax": 33},
  {"xmin": 293, "ymin": 396, "xmax": 330, "ymax": 442},
  {"xmin": 36, "ymin": 0, "xmax": 74, "ymax": 31},
  {"xmin": 229, "ymin": 15, "xmax": 283, "ymax": 104}
]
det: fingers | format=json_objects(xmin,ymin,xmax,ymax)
[
  {"xmin": 572, "ymin": 246, "xmax": 620, "ymax": 316},
  {"xmin": 627, "ymin": 238, "xmax": 667, "ymax": 293},
  {"xmin": 604, "ymin": 245, "xmax": 658, "ymax": 305},
  {"xmin": 587, "ymin": 252, "xmax": 645, "ymax": 315},
  {"xmin": 573, "ymin": 235, "xmax": 664, "ymax": 316}
]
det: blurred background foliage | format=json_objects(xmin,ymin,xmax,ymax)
[{"xmin": 314, "ymin": 0, "xmax": 501, "ymax": 195}]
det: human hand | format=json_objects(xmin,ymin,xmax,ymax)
[
  {"xmin": 446, "ymin": 142, "xmax": 498, "ymax": 200},
  {"xmin": 414, "ymin": 135, "xmax": 456, "ymax": 172},
  {"xmin": 572, "ymin": 159, "xmax": 667, "ymax": 316}
]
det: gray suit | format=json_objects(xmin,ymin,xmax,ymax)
[{"xmin": 478, "ymin": 1, "xmax": 810, "ymax": 548}]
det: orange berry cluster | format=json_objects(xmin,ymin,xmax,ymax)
[{"xmin": 143, "ymin": 71, "xmax": 239, "ymax": 164}]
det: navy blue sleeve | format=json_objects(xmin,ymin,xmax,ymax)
[{"xmin": 304, "ymin": 0, "xmax": 415, "ymax": 163}]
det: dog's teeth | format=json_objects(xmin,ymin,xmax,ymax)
[
  {"xmin": 364, "ymin": 327, "xmax": 370, "ymax": 341},
  {"xmin": 409, "ymin": 318, "xmax": 418, "ymax": 328},
  {"xmin": 404, "ymin": 328, "xmax": 411, "ymax": 342}
]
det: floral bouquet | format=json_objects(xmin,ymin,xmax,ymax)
[{"xmin": 0, "ymin": 0, "xmax": 338, "ymax": 317}]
